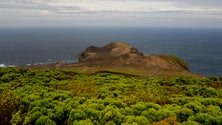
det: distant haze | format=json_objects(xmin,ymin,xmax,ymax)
[{"xmin": 0, "ymin": 0, "xmax": 222, "ymax": 27}]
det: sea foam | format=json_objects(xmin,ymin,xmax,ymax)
[{"xmin": 0, "ymin": 64, "xmax": 6, "ymax": 67}]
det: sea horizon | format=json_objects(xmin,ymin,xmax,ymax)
[{"xmin": 1, "ymin": 27, "xmax": 222, "ymax": 76}]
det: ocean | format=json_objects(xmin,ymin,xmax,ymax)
[{"xmin": 0, "ymin": 27, "xmax": 222, "ymax": 76}]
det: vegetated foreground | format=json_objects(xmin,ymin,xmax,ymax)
[{"xmin": 0, "ymin": 68, "xmax": 222, "ymax": 125}]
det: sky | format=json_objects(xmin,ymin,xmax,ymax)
[{"xmin": 0, "ymin": 0, "xmax": 222, "ymax": 27}]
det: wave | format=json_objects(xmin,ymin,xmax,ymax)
[
  {"xmin": 0, "ymin": 64, "xmax": 6, "ymax": 67},
  {"xmin": 0, "ymin": 64, "xmax": 17, "ymax": 68}
]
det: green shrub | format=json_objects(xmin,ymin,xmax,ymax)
[
  {"xmin": 135, "ymin": 116, "xmax": 150, "ymax": 125},
  {"xmin": 68, "ymin": 109, "xmax": 86, "ymax": 125},
  {"xmin": 155, "ymin": 109, "xmax": 176, "ymax": 121},
  {"xmin": 47, "ymin": 109, "xmax": 56, "ymax": 121},
  {"xmin": 73, "ymin": 119, "xmax": 93, "ymax": 125},
  {"xmin": 85, "ymin": 108, "xmax": 100, "ymax": 121},
  {"xmin": 108, "ymin": 100, "xmax": 126, "ymax": 109},
  {"xmin": 99, "ymin": 106, "xmax": 123, "ymax": 125},
  {"xmin": 54, "ymin": 106, "xmax": 65, "ymax": 122},
  {"xmin": 120, "ymin": 107, "xmax": 134, "ymax": 116},
  {"xmin": 104, "ymin": 121, "xmax": 117, "ymax": 125},
  {"xmin": 146, "ymin": 103, "xmax": 161, "ymax": 110},
  {"xmin": 188, "ymin": 113, "xmax": 218, "ymax": 125},
  {"xmin": 201, "ymin": 98, "xmax": 222, "ymax": 108},
  {"xmin": 206, "ymin": 105, "xmax": 222, "ymax": 116},
  {"xmin": 29, "ymin": 111, "xmax": 42, "ymax": 123},
  {"xmin": 87, "ymin": 101, "xmax": 104, "ymax": 111},
  {"xmin": 35, "ymin": 116, "xmax": 56, "ymax": 125},
  {"xmin": 146, "ymin": 108, "xmax": 157, "ymax": 122},
  {"xmin": 132, "ymin": 102, "xmax": 147, "ymax": 115},
  {"xmin": 184, "ymin": 101, "xmax": 205, "ymax": 113},
  {"xmin": 123, "ymin": 116, "xmax": 150, "ymax": 125},
  {"xmin": 175, "ymin": 107, "xmax": 194, "ymax": 122},
  {"xmin": 181, "ymin": 120, "xmax": 200, "ymax": 125}
]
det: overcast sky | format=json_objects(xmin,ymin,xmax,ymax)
[{"xmin": 0, "ymin": 0, "xmax": 222, "ymax": 27}]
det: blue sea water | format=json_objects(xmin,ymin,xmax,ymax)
[{"xmin": 0, "ymin": 27, "xmax": 222, "ymax": 76}]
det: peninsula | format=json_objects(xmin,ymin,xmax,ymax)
[{"xmin": 27, "ymin": 42, "xmax": 196, "ymax": 77}]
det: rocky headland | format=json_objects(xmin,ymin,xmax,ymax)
[{"xmin": 27, "ymin": 42, "xmax": 197, "ymax": 77}]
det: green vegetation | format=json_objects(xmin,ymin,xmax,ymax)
[
  {"xmin": 162, "ymin": 55, "xmax": 189, "ymax": 70},
  {"xmin": 0, "ymin": 68, "xmax": 222, "ymax": 125}
]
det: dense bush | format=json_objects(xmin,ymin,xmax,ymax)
[
  {"xmin": 35, "ymin": 116, "xmax": 56, "ymax": 125},
  {"xmin": 0, "ymin": 68, "xmax": 221, "ymax": 124}
]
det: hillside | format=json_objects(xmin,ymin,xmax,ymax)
[
  {"xmin": 27, "ymin": 42, "xmax": 197, "ymax": 77},
  {"xmin": 0, "ymin": 68, "xmax": 222, "ymax": 125}
]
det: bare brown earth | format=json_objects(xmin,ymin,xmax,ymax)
[{"xmin": 26, "ymin": 42, "xmax": 200, "ymax": 77}]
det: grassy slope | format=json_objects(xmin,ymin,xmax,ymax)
[
  {"xmin": 0, "ymin": 68, "xmax": 222, "ymax": 125},
  {"xmin": 27, "ymin": 54, "xmax": 199, "ymax": 78}
]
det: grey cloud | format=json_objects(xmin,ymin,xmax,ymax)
[
  {"xmin": 0, "ymin": 0, "xmax": 136, "ymax": 14},
  {"xmin": 0, "ymin": 0, "xmax": 221, "ymax": 27},
  {"xmin": 1, "ymin": 0, "xmax": 222, "ymax": 14},
  {"xmin": 0, "ymin": 2, "xmax": 52, "ymax": 10},
  {"xmin": 179, "ymin": 0, "xmax": 222, "ymax": 7},
  {"xmin": 0, "ymin": 0, "xmax": 86, "ymax": 13},
  {"xmin": 136, "ymin": 0, "xmax": 222, "ymax": 8}
]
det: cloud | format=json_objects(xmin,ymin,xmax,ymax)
[
  {"xmin": 0, "ymin": 0, "xmax": 222, "ymax": 27},
  {"xmin": 1, "ymin": 0, "xmax": 222, "ymax": 14},
  {"xmin": 0, "ymin": 0, "xmax": 86, "ymax": 13}
]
